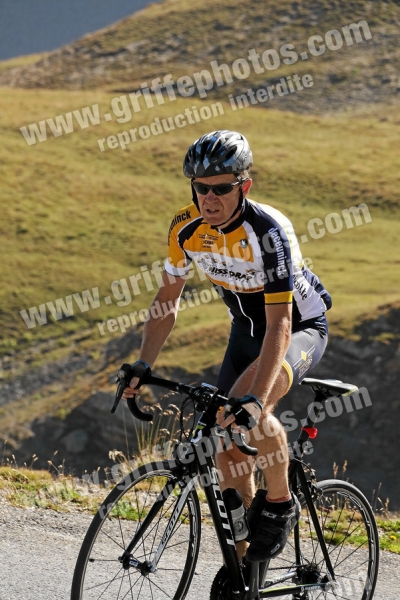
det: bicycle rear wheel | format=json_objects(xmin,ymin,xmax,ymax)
[
  {"xmin": 71, "ymin": 461, "xmax": 201, "ymax": 600},
  {"xmin": 262, "ymin": 479, "xmax": 379, "ymax": 599}
]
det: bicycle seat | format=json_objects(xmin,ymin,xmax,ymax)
[{"xmin": 301, "ymin": 378, "xmax": 358, "ymax": 397}]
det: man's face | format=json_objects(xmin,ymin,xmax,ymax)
[{"xmin": 193, "ymin": 173, "xmax": 252, "ymax": 228}]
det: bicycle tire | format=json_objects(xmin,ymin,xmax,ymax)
[
  {"xmin": 71, "ymin": 461, "xmax": 201, "ymax": 600},
  {"xmin": 262, "ymin": 479, "xmax": 380, "ymax": 599}
]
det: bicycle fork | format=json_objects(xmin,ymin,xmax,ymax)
[{"xmin": 118, "ymin": 470, "xmax": 196, "ymax": 573}]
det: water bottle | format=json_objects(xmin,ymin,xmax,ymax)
[{"xmin": 222, "ymin": 488, "xmax": 249, "ymax": 542}]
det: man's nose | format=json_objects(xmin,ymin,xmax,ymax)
[{"xmin": 204, "ymin": 189, "xmax": 218, "ymax": 202}]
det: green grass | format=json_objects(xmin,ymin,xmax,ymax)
[
  {"xmin": 0, "ymin": 465, "xmax": 103, "ymax": 512},
  {"xmin": 0, "ymin": 87, "xmax": 399, "ymax": 443},
  {"xmin": 377, "ymin": 518, "xmax": 400, "ymax": 553},
  {"xmin": 0, "ymin": 88, "xmax": 399, "ymax": 355},
  {"xmin": 1, "ymin": 465, "xmax": 400, "ymax": 552}
]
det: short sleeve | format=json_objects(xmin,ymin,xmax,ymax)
[
  {"xmin": 164, "ymin": 214, "xmax": 193, "ymax": 277},
  {"xmin": 263, "ymin": 225, "xmax": 293, "ymax": 305}
]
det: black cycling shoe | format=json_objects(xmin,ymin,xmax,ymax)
[
  {"xmin": 246, "ymin": 492, "xmax": 301, "ymax": 562},
  {"xmin": 246, "ymin": 488, "xmax": 268, "ymax": 541}
]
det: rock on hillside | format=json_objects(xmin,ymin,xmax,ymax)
[
  {"xmin": 1, "ymin": 0, "xmax": 400, "ymax": 113},
  {"xmin": 1, "ymin": 303, "xmax": 400, "ymax": 509}
]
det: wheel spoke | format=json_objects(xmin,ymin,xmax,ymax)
[
  {"xmin": 116, "ymin": 570, "xmax": 125, "ymax": 600},
  {"xmin": 73, "ymin": 466, "xmax": 200, "ymax": 600},
  {"xmin": 147, "ymin": 577, "xmax": 155, "ymax": 600},
  {"xmin": 100, "ymin": 526, "xmax": 125, "ymax": 550},
  {"xmin": 124, "ymin": 571, "xmax": 141, "ymax": 600},
  {"xmin": 333, "ymin": 539, "xmax": 370, "ymax": 570},
  {"xmin": 261, "ymin": 482, "xmax": 378, "ymax": 600},
  {"xmin": 146, "ymin": 575, "xmax": 174, "ymax": 599},
  {"xmin": 84, "ymin": 570, "xmax": 124, "ymax": 592},
  {"xmin": 337, "ymin": 558, "xmax": 370, "ymax": 578}
]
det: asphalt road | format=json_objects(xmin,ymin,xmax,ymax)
[{"xmin": 0, "ymin": 501, "xmax": 399, "ymax": 599}]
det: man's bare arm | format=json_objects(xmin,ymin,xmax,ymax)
[
  {"xmin": 247, "ymin": 303, "xmax": 292, "ymax": 409},
  {"xmin": 122, "ymin": 270, "xmax": 186, "ymax": 398}
]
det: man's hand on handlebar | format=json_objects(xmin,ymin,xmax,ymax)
[
  {"xmin": 217, "ymin": 394, "xmax": 263, "ymax": 432},
  {"xmin": 119, "ymin": 360, "xmax": 152, "ymax": 400},
  {"xmin": 121, "ymin": 376, "xmax": 140, "ymax": 399}
]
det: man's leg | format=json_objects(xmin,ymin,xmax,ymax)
[
  {"xmin": 216, "ymin": 319, "xmax": 329, "ymax": 560},
  {"xmin": 216, "ymin": 363, "xmax": 290, "ymax": 558}
]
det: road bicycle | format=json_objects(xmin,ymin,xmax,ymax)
[{"xmin": 71, "ymin": 369, "xmax": 379, "ymax": 599}]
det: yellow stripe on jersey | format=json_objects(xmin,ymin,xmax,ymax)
[
  {"xmin": 167, "ymin": 237, "xmax": 188, "ymax": 274},
  {"xmin": 264, "ymin": 291, "xmax": 293, "ymax": 304},
  {"xmin": 282, "ymin": 359, "xmax": 294, "ymax": 392}
]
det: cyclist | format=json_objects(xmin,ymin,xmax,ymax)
[{"xmin": 122, "ymin": 130, "xmax": 331, "ymax": 563}]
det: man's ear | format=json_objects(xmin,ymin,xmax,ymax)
[{"xmin": 242, "ymin": 178, "xmax": 252, "ymax": 197}]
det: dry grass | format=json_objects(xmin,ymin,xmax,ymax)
[
  {"xmin": 2, "ymin": 0, "xmax": 399, "ymax": 95},
  {"xmin": 0, "ymin": 464, "xmax": 105, "ymax": 512},
  {"xmin": 1, "ymin": 461, "xmax": 399, "ymax": 553},
  {"xmin": 0, "ymin": 88, "xmax": 399, "ymax": 356},
  {"xmin": 0, "ymin": 88, "xmax": 399, "ymax": 445}
]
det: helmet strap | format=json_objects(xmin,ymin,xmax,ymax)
[{"xmin": 190, "ymin": 180, "xmax": 200, "ymax": 210}]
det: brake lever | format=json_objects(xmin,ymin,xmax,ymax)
[
  {"xmin": 226, "ymin": 424, "xmax": 258, "ymax": 456},
  {"xmin": 111, "ymin": 363, "xmax": 153, "ymax": 422},
  {"xmin": 111, "ymin": 363, "xmax": 132, "ymax": 414}
]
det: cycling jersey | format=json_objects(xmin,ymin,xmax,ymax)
[{"xmin": 165, "ymin": 199, "xmax": 332, "ymax": 337}]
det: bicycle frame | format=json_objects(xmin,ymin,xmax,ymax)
[
  {"xmin": 254, "ymin": 393, "xmax": 338, "ymax": 598},
  {"xmin": 118, "ymin": 381, "xmax": 338, "ymax": 599}
]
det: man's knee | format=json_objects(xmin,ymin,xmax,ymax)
[{"xmin": 258, "ymin": 413, "xmax": 285, "ymax": 439}]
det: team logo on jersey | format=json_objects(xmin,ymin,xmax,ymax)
[
  {"xmin": 168, "ymin": 210, "xmax": 191, "ymax": 243},
  {"xmin": 196, "ymin": 255, "xmax": 261, "ymax": 284},
  {"xmin": 240, "ymin": 239, "xmax": 248, "ymax": 248},
  {"xmin": 199, "ymin": 233, "xmax": 219, "ymax": 241},
  {"xmin": 293, "ymin": 273, "xmax": 307, "ymax": 300},
  {"xmin": 294, "ymin": 346, "xmax": 316, "ymax": 378}
]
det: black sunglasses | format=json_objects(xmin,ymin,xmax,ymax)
[{"xmin": 191, "ymin": 180, "xmax": 241, "ymax": 196}]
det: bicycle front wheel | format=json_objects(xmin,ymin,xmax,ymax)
[
  {"xmin": 71, "ymin": 461, "xmax": 201, "ymax": 600},
  {"xmin": 262, "ymin": 479, "xmax": 379, "ymax": 600}
]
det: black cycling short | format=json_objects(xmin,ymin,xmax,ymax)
[{"xmin": 217, "ymin": 315, "xmax": 328, "ymax": 395}]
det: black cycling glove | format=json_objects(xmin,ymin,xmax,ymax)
[
  {"xmin": 117, "ymin": 360, "xmax": 151, "ymax": 389},
  {"xmin": 225, "ymin": 394, "xmax": 263, "ymax": 430}
]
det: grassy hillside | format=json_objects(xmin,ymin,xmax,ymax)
[
  {"xmin": 1, "ymin": 0, "xmax": 399, "ymax": 114},
  {"xmin": 0, "ymin": 53, "xmax": 47, "ymax": 72},
  {"xmin": 0, "ymin": 86, "xmax": 399, "ymax": 368}
]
